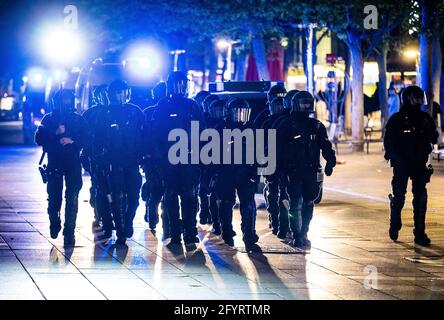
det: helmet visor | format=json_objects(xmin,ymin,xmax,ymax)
[
  {"xmin": 295, "ymin": 98, "xmax": 315, "ymax": 113},
  {"xmin": 230, "ymin": 107, "xmax": 251, "ymax": 123}
]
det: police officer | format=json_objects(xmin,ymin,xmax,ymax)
[
  {"xmin": 384, "ymin": 85, "xmax": 438, "ymax": 246},
  {"xmin": 81, "ymin": 84, "xmax": 109, "ymax": 228},
  {"xmin": 151, "ymin": 71, "xmax": 205, "ymax": 245},
  {"xmin": 35, "ymin": 89, "xmax": 86, "ymax": 246},
  {"xmin": 204, "ymin": 99, "xmax": 229, "ymax": 235},
  {"xmin": 92, "ymin": 80, "xmax": 144, "ymax": 245},
  {"xmin": 277, "ymin": 91, "xmax": 336, "ymax": 249},
  {"xmin": 215, "ymin": 98, "xmax": 259, "ymax": 251},
  {"xmin": 253, "ymin": 84, "xmax": 286, "ymax": 128},
  {"xmin": 261, "ymin": 97, "xmax": 290, "ymax": 238},
  {"xmin": 142, "ymin": 82, "xmax": 170, "ymax": 238},
  {"xmin": 195, "ymin": 92, "xmax": 218, "ymax": 225}
]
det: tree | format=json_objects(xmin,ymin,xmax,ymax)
[{"xmin": 294, "ymin": 1, "xmax": 409, "ymax": 151}]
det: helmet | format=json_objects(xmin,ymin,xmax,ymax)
[
  {"xmin": 151, "ymin": 81, "xmax": 167, "ymax": 102},
  {"xmin": 208, "ymin": 99, "xmax": 227, "ymax": 120},
  {"xmin": 202, "ymin": 94, "xmax": 219, "ymax": 113},
  {"xmin": 291, "ymin": 91, "xmax": 315, "ymax": 113},
  {"xmin": 284, "ymin": 90, "xmax": 299, "ymax": 109},
  {"xmin": 401, "ymin": 85, "xmax": 426, "ymax": 108},
  {"xmin": 51, "ymin": 89, "xmax": 75, "ymax": 115},
  {"xmin": 227, "ymin": 98, "xmax": 251, "ymax": 123},
  {"xmin": 93, "ymin": 84, "xmax": 109, "ymax": 107},
  {"xmin": 269, "ymin": 96, "xmax": 284, "ymax": 115},
  {"xmin": 166, "ymin": 71, "xmax": 189, "ymax": 97},
  {"xmin": 267, "ymin": 84, "xmax": 286, "ymax": 103},
  {"xmin": 194, "ymin": 90, "xmax": 211, "ymax": 111},
  {"xmin": 108, "ymin": 80, "xmax": 131, "ymax": 105}
]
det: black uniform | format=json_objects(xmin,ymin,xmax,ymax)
[
  {"xmin": 81, "ymin": 104, "xmax": 106, "ymax": 226},
  {"xmin": 151, "ymin": 95, "xmax": 205, "ymax": 243},
  {"xmin": 215, "ymin": 120, "xmax": 259, "ymax": 248},
  {"xmin": 92, "ymin": 102, "xmax": 144, "ymax": 243},
  {"xmin": 277, "ymin": 114, "xmax": 336, "ymax": 247},
  {"xmin": 384, "ymin": 101, "xmax": 438, "ymax": 244},
  {"xmin": 261, "ymin": 113, "xmax": 290, "ymax": 238},
  {"xmin": 35, "ymin": 109, "xmax": 86, "ymax": 244},
  {"xmin": 142, "ymin": 104, "xmax": 170, "ymax": 237}
]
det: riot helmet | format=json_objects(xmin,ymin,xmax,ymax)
[
  {"xmin": 284, "ymin": 90, "xmax": 299, "ymax": 109},
  {"xmin": 51, "ymin": 89, "xmax": 75, "ymax": 115},
  {"xmin": 208, "ymin": 99, "xmax": 227, "ymax": 120},
  {"xmin": 292, "ymin": 91, "xmax": 315, "ymax": 113},
  {"xmin": 93, "ymin": 84, "xmax": 109, "ymax": 107},
  {"xmin": 227, "ymin": 98, "xmax": 251, "ymax": 123},
  {"xmin": 108, "ymin": 80, "xmax": 131, "ymax": 105},
  {"xmin": 269, "ymin": 96, "xmax": 284, "ymax": 115},
  {"xmin": 267, "ymin": 84, "xmax": 286, "ymax": 104},
  {"xmin": 401, "ymin": 85, "xmax": 426, "ymax": 108},
  {"xmin": 202, "ymin": 94, "xmax": 219, "ymax": 113},
  {"xmin": 166, "ymin": 71, "xmax": 189, "ymax": 97},
  {"xmin": 194, "ymin": 90, "xmax": 211, "ymax": 112},
  {"xmin": 151, "ymin": 81, "xmax": 167, "ymax": 102}
]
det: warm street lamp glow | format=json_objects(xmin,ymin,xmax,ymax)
[{"xmin": 404, "ymin": 50, "xmax": 419, "ymax": 59}]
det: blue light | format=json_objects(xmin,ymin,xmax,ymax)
[{"xmin": 123, "ymin": 42, "xmax": 163, "ymax": 78}]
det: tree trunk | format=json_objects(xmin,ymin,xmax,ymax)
[
  {"xmin": 376, "ymin": 46, "xmax": 388, "ymax": 130},
  {"xmin": 251, "ymin": 32, "xmax": 270, "ymax": 81},
  {"xmin": 235, "ymin": 49, "xmax": 246, "ymax": 81},
  {"xmin": 419, "ymin": 1, "xmax": 433, "ymax": 114},
  {"xmin": 432, "ymin": 32, "xmax": 442, "ymax": 106},
  {"xmin": 208, "ymin": 41, "xmax": 218, "ymax": 83},
  {"xmin": 348, "ymin": 34, "xmax": 365, "ymax": 151}
]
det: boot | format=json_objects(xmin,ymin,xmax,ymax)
[
  {"xmin": 414, "ymin": 233, "xmax": 431, "ymax": 246},
  {"xmin": 49, "ymin": 216, "xmax": 62, "ymax": 239}
]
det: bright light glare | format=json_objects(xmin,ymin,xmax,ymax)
[
  {"xmin": 124, "ymin": 44, "xmax": 162, "ymax": 77},
  {"xmin": 33, "ymin": 73, "xmax": 43, "ymax": 83},
  {"xmin": 26, "ymin": 68, "xmax": 47, "ymax": 88},
  {"xmin": 217, "ymin": 39, "xmax": 230, "ymax": 50},
  {"xmin": 40, "ymin": 28, "xmax": 85, "ymax": 65},
  {"xmin": 404, "ymin": 50, "xmax": 419, "ymax": 59}
]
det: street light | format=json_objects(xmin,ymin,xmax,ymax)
[
  {"xmin": 170, "ymin": 49, "xmax": 186, "ymax": 71},
  {"xmin": 403, "ymin": 49, "xmax": 420, "ymax": 85},
  {"xmin": 216, "ymin": 38, "xmax": 239, "ymax": 81}
]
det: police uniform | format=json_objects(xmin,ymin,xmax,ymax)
[
  {"xmin": 35, "ymin": 90, "xmax": 86, "ymax": 246},
  {"xmin": 277, "ymin": 91, "xmax": 336, "ymax": 248},
  {"xmin": 384, "ymin": 86, "xmax": 438, "ymax": 246}
]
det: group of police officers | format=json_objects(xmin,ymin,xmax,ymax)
[{"xmin": 35, "ymin": 71, "xmax": 438, "ymax": 250}]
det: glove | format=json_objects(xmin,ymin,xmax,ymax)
[
  {"xmin": 325, "ymin": 164, "xmax": 334, "ymax": 176},
  {"xmin": 384, "ymin": 152, "xmax": 390, "ymax": 161}
]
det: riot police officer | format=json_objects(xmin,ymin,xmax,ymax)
[
  {"xmin": 203, "ymin": 99, "xmax": 229, "ymax": 235},
  {"xmin": 81, "ymin": 84, "xmax": 109, "ymax": 228},
  {"xmin": 253, "ymin": 84, "xmax": 286, "ymax": 128},
  {"xmin": 261, "ymin": 97, "xmax": 290, "ymax": 238},
  {"xmin": 215, "ymin": 98, "xmax": 259, "ymax": 251},
  {"xmin": 35, "ymin": 89, "xmax": 86, "ymax": 246},
  {"xmin": 277, "ymin": 91, "xmax": 336, "ymax": 249},
  {"xmin": 142, "ymin": 82, "xmax": 170, "ymax": 238},
  {"xmin": 92, "ymin": 80, "xmax": 144, "ymax": 245},
  {"xmin": 384, "ymin": 85, "xmax": 438, "ymax": 246},
  {"xmin": 195, "ymin": 92, "xmax": 218, "ymax": 226},
  {"xmin": 151, "ymin": 71, "xmax": 205, "ymax": 245}
]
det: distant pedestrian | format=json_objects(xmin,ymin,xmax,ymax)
[{"xmin": 387, "ymin": 84, "xmax": 400, "ymax": 120}]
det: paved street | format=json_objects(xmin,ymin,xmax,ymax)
[{"xmin": 1, "ymin": 144, "xmax": 444, "ymax": 300}]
